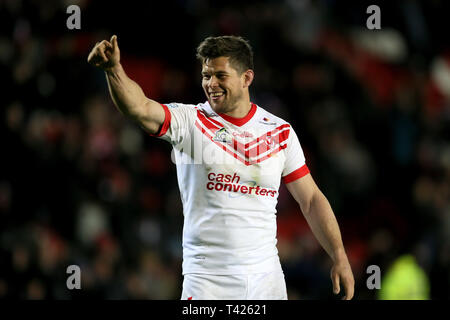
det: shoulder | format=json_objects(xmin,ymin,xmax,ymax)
[
  {"xmin": 164, "ymin": 102, "xmax": 215, "ymax": 116},
  {"xmin": 254, "ymin": 104, "xmax": 291, "ymax": 129},
  {"xmin": 195, "ymin": 101, "xmax": 218, "ymax": 117},
  {"xmin": 162, "ymin": 102, "xmax": 200, "ymax": 120},
  {"xmin": 164, "ymin": 102, "xmax": 197, "ymax": 110}
]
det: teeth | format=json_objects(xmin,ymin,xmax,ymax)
[{"xmin": 210, "ymin": 92, "xmax": 224, "ymax": 97}]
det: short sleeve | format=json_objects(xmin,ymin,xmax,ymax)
[
  {"xmin": 281, "ymin": 126, "xmax": 310, "ymax": 184},
  {"xmin": 149, "ymin": 102, "xmax": 196, "ymax": 145}
]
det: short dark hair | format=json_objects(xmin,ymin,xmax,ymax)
[{"xmin": 196, "ymin": 36, "xmax": 254, "ymax": 74}]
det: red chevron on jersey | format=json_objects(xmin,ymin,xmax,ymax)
[
  {"xmin": 196, "ymin": 110, "xmax": 290, "ymax": 165},
  {"xmin": 197, "ymin": 110, "xmax": 290, "ymax": 153},
  {"xmin": 194, "ymin": 121, "xmax": 249, "ymax": 164}
]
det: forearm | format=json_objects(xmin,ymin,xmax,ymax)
[
  {"xmin": 301, "ymin": 191, "xmax": 347, "ymax": 262},
  {"xmin": 105, "ymin": 63, "xmax": 148, "ymax": 120},
  {"xmin": 88, "ymin": 36, "xmax": 164, "ymax": 134}
]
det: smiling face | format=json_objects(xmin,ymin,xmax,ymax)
[{"xmin": 201, "ymin": 56, "xmax": 252, "ymax": 114}]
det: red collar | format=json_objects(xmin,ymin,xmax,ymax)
[{"xmin": 218, "ymin": 103, "xmax": 257, "ymax": 127}]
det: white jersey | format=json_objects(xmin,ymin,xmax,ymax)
[{"xmin": 151, "ymin": 101, "xmax": 309, "ymax": 275}]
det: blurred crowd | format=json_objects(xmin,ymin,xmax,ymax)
[{"xmin": 0, "ymin": 0, "xmax": 448, "ymax": 299}]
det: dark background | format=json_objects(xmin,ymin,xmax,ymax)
[{"xmin": 0, "ymin": 0, "xmax": 448, "ymax": 299}]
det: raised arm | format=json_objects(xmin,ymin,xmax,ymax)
[
  {"xmin": 286, "ymin": 173, "xmax": 355, "ymax": 300},
  {"xmin": 87, "ymin": 35, "xmax": 165, "ymax": 134}
]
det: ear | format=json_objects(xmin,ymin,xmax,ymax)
[{"xmin": 242, "ymin": 69, "xmax": 254, "ymax": 88}]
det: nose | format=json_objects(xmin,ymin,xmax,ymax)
[{"xmin": 207, "ymin": 76, "xmax": 218, "ymax": 89}]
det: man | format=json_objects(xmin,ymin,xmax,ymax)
[{"xmin": 87, "ymin": 35, "xmax": 354, "ymax": 300}]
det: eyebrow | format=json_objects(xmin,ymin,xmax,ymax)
[{"xmin": 201, "ymin": 71, "xmax": 229, "ymax": 76}]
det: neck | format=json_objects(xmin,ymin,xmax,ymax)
[{"xmin": 222, "ymin": 97, "xmax": 252, "ymax": 119}]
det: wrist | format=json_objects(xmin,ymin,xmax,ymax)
[
  {"xmin": 104, "ymin": 63, "xmax": 122, "ymax": 75},
  {"xmin": 332, "ymin": 247, "xmax": 347, "ymax": 262}
]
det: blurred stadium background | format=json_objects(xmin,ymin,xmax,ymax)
[{"xmin": 0, "ymin": 0, "xmax": 449, "ymax": 299}]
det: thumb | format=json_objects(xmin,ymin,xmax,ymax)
[{"xmin": 332, "ymin": 272, "xmax": 340, "ymax": 295}]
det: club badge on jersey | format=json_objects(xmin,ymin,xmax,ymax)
[{"xmin": 213, "ymin": 127, "xmax": 233, "ymax": 144}]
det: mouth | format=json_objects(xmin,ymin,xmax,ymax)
[{"xmin": 209, "ymin": 91, "xmax": 225, "ymax": 101}]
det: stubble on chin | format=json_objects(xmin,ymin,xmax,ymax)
[{"xmin": 210, "ymin": 100, "xmax": 228, "ymax": 114}]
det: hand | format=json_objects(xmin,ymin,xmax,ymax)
[
  {"xmin": 330, "ymin": 255, "xmax": 355, "ymax": 300},
  {"xmin": 87, "ymin": 35, "xmax": 120, "ymax": 71}
]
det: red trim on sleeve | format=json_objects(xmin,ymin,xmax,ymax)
[
  {"xmin": 282, "ymin": 164, "xmax": 310, "ymax": 184},
  {"xmin": 218, "ymin": 102, "xmax": 257, "ymax": 127},
  {"xmin": 149, "ymin": 104, "xmax": 171, "ymax": 137}
]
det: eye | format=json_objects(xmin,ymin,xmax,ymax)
[{"xmin": 202, "ymin": 75, "xmax": 211, "ymax": 80}]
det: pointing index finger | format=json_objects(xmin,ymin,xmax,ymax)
[{"xmin": 110, "ymin": 35, "xmax": 118, "ymax": 50}]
